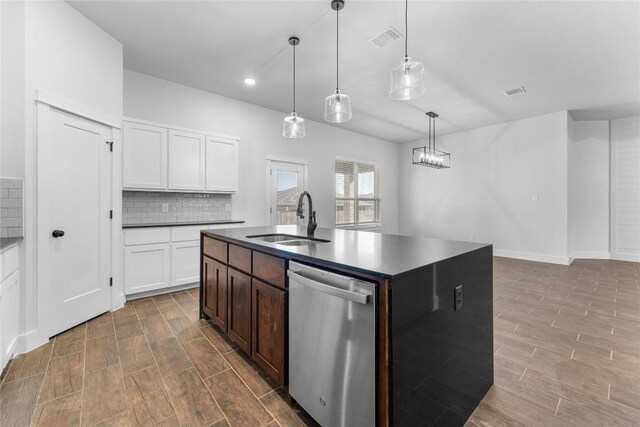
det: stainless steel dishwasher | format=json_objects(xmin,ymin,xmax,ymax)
[{"xmin": 288, "ymin": 261, "xmax": 376, "ymax": 427}]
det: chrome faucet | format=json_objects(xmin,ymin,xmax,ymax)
[{"xmin": 296, "ymin": 191, "xmax": 317, "ymax": 236}]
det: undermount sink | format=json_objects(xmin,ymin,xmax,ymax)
[{"xmin": 246, "ymin": 233, "xmax": 331, "ymax": 245}]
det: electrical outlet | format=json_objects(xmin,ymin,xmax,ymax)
[
  {"xmin": 532, "ymin": 193, "xmax": 539, "ymax": 201},
  {"xmin": 162, "ymin": 203, "xmax": 169, "ymax": 213},
  {"xmin": 454, "ymin": 285, "xmax": 463, "ymax": 311},
  {"xmin": 225, "ymin": 204, "xmax": 231, "ymax": 212},
  {"xmin": 470, "ymin": 233, "xmax": 476, "ymax": 241}
]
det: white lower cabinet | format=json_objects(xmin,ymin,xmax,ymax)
[
  {"xmin": 124, "ymin": 243, "xmax": 171, "ymax": 294},
  {"xmin": 1, "ymin": 245, "xmax": 20, "ymax": 372},
  {"xmin": 124, "ymin": 224, "xmax": 242, "ymax": 296},
  {"xmin": 171, "ymin": 241, "xmax": 201, "ymax": 286}
]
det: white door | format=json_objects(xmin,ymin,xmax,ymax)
[
  {"xmin": 610, "ymin": 117, "xmax": 640, "ymax": 262},
  {"xmin": 268, "ymin": 161, "xmax": 306, "ymax": 226},
  {"xmin": 169, "ymin": 129, "xmax": 206, "ymax": 191},
  {"xmin": 38, "ymin": 105, "xmax": 112, "ymax": 338},
  {"xmin": 123, "ymin": 121, "xmax": 168, "ymax": 189},
  {"xmin": 206, "ymin": 136, "xmax": 238, "ymax": 193}
]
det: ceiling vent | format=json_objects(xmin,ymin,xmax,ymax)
[
  {"xmin": 504, "ymin": 86, "xmax": 527, "ymax": 97},
  {"xmin": 369, "ymin": 27, "xmax": 403, "ymax": 48}
]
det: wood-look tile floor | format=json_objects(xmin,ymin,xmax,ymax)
[
  {"xmin": 467, "ymin": 257, "xmax": 640, "ymax": 427},
  {"xmin": 0, "ymin": 287, "xmax": 316, "ymax": 427},
  {"xmin": 0, "ymin": 257, "xmax": 638, "ymax": 426}
]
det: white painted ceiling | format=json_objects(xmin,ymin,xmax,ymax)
[{"xmin": 68, "ymin": 0, "xmax": 640, "ymax": 143}]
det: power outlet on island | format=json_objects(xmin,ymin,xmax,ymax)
[
  {"xmin": 162, "ymin": 203, "xmax": 169, "ymax": 213},
  {"xmin": 454, "ymin": 285, "xmax": 463, "ymax": 311}
]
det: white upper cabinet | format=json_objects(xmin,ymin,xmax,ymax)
[
  {"xmin": 123, "ymin": 119, "xmax": 238, "ymax": 193},
  {"xmin": 168, "ymin": 130, "xmax": 206, "ymax": 191},
  {"xmin": 123, "ymin": 122, "xmax": 168, "ymax": 189},
  {"xmin": 206, "ymin": 137, "xmax": 238, "ymax": 193}
]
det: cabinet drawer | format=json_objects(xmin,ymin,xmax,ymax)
[
  {"xmin": 252, "ymin": 251, "xmax": 285, "ymax": 289},
  {"xmin": 203, "ymin": 236, "xmax": 227, "ymax": 263},
  {"xmin": 171, "ymin": 226, "xmax": 205, "ymax": 242},
  {"xmin": 124, "ymin": 228, "xmax": 171, "ymax": 246},
  {"xmin": 229, "ymin": 244, "xmax": 251, "ymax": 273}
]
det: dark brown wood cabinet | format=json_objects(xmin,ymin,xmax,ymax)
[
  {"xmin": 202, "ymin": 256, "xmax": 228, "ymax": 330},
  {"xmin": 227, "ymin": 267, "xmax": 252, "ymax": 353},
  {"xmin": 252, "ymin": 278, "xmax": 286, "ymax": 385},
  {"xmin": 201, "ymin": 235, "xmax": 288, "ymax": 387}
]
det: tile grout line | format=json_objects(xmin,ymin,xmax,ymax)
[
  {"xmin": 154, "ymin": 294, "xmax": 231, "ymax": 427},
  {"xmin": 27, "ymin": 336, "xmax": 57, "ymax": 426}
]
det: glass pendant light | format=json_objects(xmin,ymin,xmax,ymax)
[
  {"xmin": 283, "ymin": 36, "xmax": 305, "ymax": 138},
  {"xmin": 389, "ymin": 0, "xmax": 426, "ymax": 101},
  {"xmin": 412, "ymin": 112, "xmax": 450, "ymax": 169},
  {"xmin": 324, "ymin": 0, "xmax": 352, "ymax": 123}
]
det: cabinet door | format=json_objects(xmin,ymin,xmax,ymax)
[
  {"xmin": 171, "ymin": 241, "xmax": 200, "ymax": 286},
  {"xmin": 203, "ymin": 256, "xmax": 227, "ymax": 330},
  {"xmin": 205, "ymin": 137, "xmax": 238, "ymax": 193},
  {"xmin": 123, "ymin": 122, "xmax": 168, "ymax": 189},
  {"xmin": 124, "ymin": 244, "xmax": 171, "ymax": 295},
  {"xmin": 252, "ymin": 278, "xmax": 286, "ymax": 386},
  {"xmin": 1, "ymin": 271, "xmax": 19, "ymax": 367},
  {"xmin": 169, "ymin": 130, "xmax": 205, "ymax": 191},
  {"xmin": 227, "ymin": 267, "xmax": 252, "ymax": 353}
]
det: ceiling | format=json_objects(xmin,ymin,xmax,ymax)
[{"xmin": 68, "ymin": 0, "xmax": 640, "ymax": 143}]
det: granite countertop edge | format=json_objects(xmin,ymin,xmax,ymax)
[
  {"xmin": 0, "ymin": 237, "xmax": 23, "ymax": 253},
  {"xmin": 123, "ymin": 220, "xmax": 245, "ymax": 229}
]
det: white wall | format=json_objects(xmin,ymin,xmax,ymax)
[
  {"xmin": 568, "ymin": 120, "xmax": 610, "ymax": 259},
  {"xmin": 399, "ymin": 111, "xmax": 570, "ymax": 264},
  {"xmin": 1, "ymin": 1, "xmax": 25, "ymax": 179},
  {"xmin": 20, "ymin": 0, "xmax": 123, "ymax": 351},
  {"xmin": 123, "ymin": 70, "xmax": 400, "ymax": 234}
]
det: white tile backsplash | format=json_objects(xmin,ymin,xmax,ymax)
[
  {"xmin": 0, "ymin": 178, "xmax": 24, "ymax": 238},
  {"xmin": 122, "ymin": 191, "xmax": 231, "ymax": 225}
]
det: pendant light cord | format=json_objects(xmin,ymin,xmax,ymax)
[
  {"xmin": 336, "ymin": 7, "xmax": 339, "ymax": 91},
  {"xmin": 293, "ymin": 42, "xmax": 296, "ymax": 113},
  {"xmin": 404, "ymin": 0, "xmax": 408, "ymax": 59},
  {"xmin": 428, "ymin": 115, "xmax": 432, "ymax": 150}
]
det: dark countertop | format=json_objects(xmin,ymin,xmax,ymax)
[
  {"xmin": 203, "ymin": 225, "xmax": 490, "ymax": 278},
  {"xmin": 123, "ymin": 220, "xmax": 245, "ymax": 229},
  {"xmin": 0, "ymin": 237, "xmax": 23, "ymax": 253}
]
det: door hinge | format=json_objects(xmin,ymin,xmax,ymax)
[
  {"xmin": 270, "ymin": 169, "xmax": 273, "ymax": 176},
  {"xmin": 109, "ymin": 210, "xmax": 113, "ymax": 219},
  {"xmin": 106, "ymin": 141, "xmax": 114, "ymax": 152},
  {"xmin": 270, "ymin": 207, "xmax": 272, "ymax": 213},
  {"xmin": 109, "ymin": 277, "xmax": 113, "ymax": 287}
]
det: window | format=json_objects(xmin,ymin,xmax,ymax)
[{"xmin": 335, "ymin": 159, "xmax": 380, "ymax": 227}]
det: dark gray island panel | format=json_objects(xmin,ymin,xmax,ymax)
[{"xmin": 390, "ymin": 245, "xmax": 493, "ymax": 426}]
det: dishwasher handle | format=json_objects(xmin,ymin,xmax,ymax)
[{"xmin": 287, "ymin": 270, "xmax": 372, "ymax": 305}]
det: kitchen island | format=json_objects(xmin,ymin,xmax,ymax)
[{"xmin": 200, "ymin": 225, "xmax": 493, "ymax": 427}]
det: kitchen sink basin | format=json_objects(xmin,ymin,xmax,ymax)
[{"xmin": 246, "ymin": 233, "xmax": 331, "ymax": 244}]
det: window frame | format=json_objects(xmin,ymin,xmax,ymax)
[{"xmin": 334, "ymin": 157, "xmax": 382, "ymax": 229}]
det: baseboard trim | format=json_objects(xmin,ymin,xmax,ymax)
[
  {"xmin": 125, "ymin": 282, "xmax": 198, "ymax": 301},
  {"xmin": 570, "ymin": 251, "xmax": 611, "ymax": 260},
  {"xmin": 610, "ymin": 253, "xmax": 640, "ymax": 263},
  {"xmin": 493, "ymin": 249, "xmax": 571, "ymax": 266},
  {"xmin": 16, "ymin": 329, "xmax": 50, "ymax": 357}
]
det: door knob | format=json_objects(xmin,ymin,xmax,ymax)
[{"xmin": 52, "ymin": 230, "xmax": 65, "ymax": 238}]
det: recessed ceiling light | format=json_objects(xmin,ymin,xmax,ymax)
[{"xmin": 244, "ymin": 77, "xmax": 256, "ymax": 86}]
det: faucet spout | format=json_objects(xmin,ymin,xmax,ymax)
[{"xmin": 296, "ymin": 191, "xmax": 318, "ymax": 236}]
